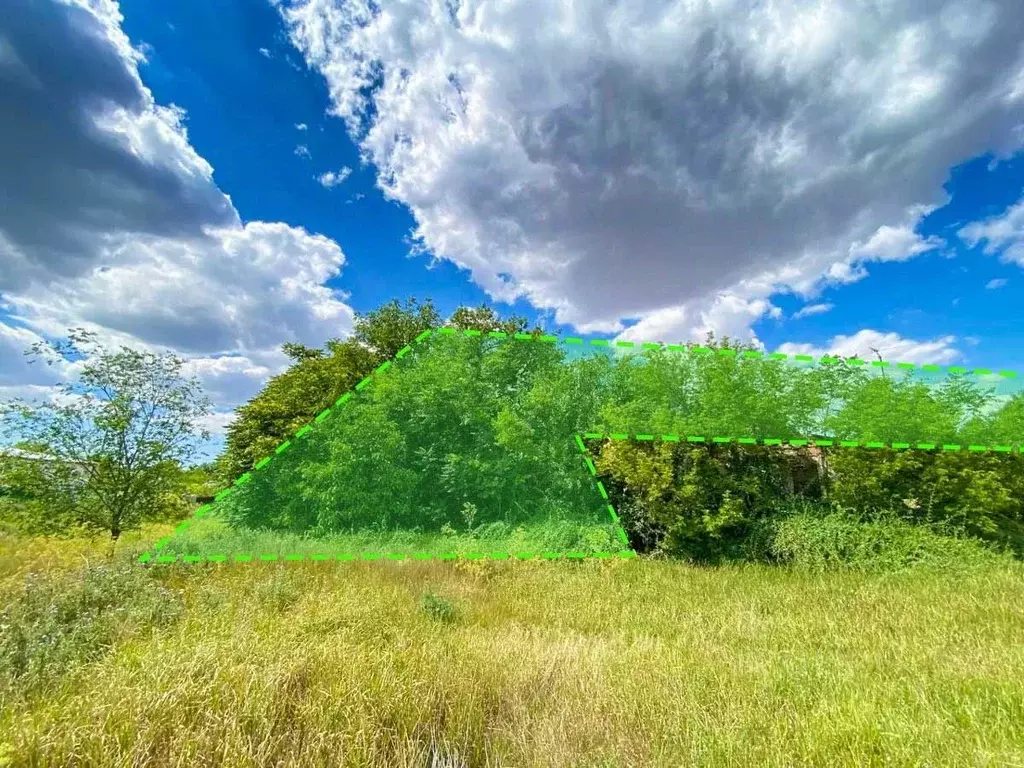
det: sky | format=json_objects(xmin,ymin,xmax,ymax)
[{"xmin": 1, "ymin": 0, "xmax": 1024, "ymax": 457}]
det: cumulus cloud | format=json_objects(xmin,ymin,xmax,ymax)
[
  {"xmin": 777, "ymin": 330, "xmax": 961, "ymax": 365},
  {"xmin": 317, "ymin": 166, "xmax": 351, "ymax": 188},
  {"xmin": 959, "ymin": 195, "xmax": 1024, "ymax": 266},
  {"xmin": 278, "ymin": 0, "xmax": 1024, "ymax": 337},
  {"xmin": 295, "ymin": 122, "xmax": 308, "ymax": 130},
  {"xmin": 0, "ymin": 0, "xmax": 355, "ymax": 417},
  {"xmin": 259, "ymin": 47, "xmax": 272, "ymax": 58},
  {"xmin": 792, "ymin": 303, "xmax": 833, "ymax": 319},
  {"xmin": 294, "ymin": 144, "xmax": 311, "ymax": 158},
  {"xmin": 0, "ymin": 0, "xmax": 237, "ymax": 292},
  {"xmin": 985, "ymin": 277, "xmax": 1008, "ymax": 289}
]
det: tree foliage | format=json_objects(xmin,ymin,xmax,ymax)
[{"xmin": 0, "ymin": 330, "xmax": 211, "ymax": 541}]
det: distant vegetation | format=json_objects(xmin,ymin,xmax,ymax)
[{"xmin": 3, "ymin": 297, "xmax": 1023, "ymax": 566}]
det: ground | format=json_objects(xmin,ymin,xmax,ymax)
[{"xmin": 1, "ymin": 527, "xmax": 1022, "ymax": 767}]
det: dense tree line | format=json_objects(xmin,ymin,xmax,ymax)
[{"xmin": 221, "ymin": 304, "xmax": 1024, "ymax": 561}]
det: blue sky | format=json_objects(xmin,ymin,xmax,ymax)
[{"xmin": 1, "ymin": 0, "xmax": 1023, "ymax": 451}]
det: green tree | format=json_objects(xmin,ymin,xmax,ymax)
[{"xmin": 0, "ymin": 329, "xmax": 211, "ymax": 546}]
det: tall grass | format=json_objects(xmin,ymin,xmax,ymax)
[{"xmin": 0, "ymin": 538, "xmax": 1022, "ymax": 767}]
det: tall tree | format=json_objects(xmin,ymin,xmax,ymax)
[{"xmin": 0, "ymin": 329, "xmax": 211, "ymax": 546}]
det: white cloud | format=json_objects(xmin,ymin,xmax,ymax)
[
  {"xmin": 792, "ymin": 302, "xmax": 834, "ymax": 320},
  {"xmin": 777, "ymin": 329, "xmax": 961, "ymax": 365},
  {"xmin": 959, "ymin": 195, "xmax": 1024, "ymax": 266},
  {"xmin": 0, "ymin": 0, "xmax": 356, "ymax": 421},
  {"xmin": 317, "ymin": 166, "xmax": 352, "ymax": 188},
  {"xmin": 295, "ymin": 122, "xmax": 308, "ymax": 130},
  {"xmin": 295, "ymin": 144, "xmax": 311, "ymax": 158},
  {"xmin": 985, "ymin": 277, "xmax": 1008, "ymax": 289},
  {"xmin": 279, "ymin": 0, "xmax": 1024, "ymax": 338},
  {"xmin": 259, "ymin": 47, "xmax": 272, "ymax": 58}
]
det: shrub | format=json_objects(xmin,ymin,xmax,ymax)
[{"xmin": 768, "ymin": 506, "xmax": 1008, "ymax": 572}]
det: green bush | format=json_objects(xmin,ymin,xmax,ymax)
[
  {"xmin": 768, "ymin": 506, "xmax": 1009, "ymax": 572},
  {"xmin": 0, "ymin": 562, "xmax": 184, "ymax": 704}
]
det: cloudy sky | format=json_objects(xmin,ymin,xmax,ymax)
[{"xmin": 2, "ymin": 0, "xmax": 1024, "ymax": 452}]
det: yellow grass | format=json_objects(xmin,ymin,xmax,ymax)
[{"xmin": 1, "ymin": 541, "xmax": 1023, "ymax": 766}]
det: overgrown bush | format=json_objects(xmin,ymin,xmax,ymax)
[
  {"xmin": 0, "ymin": 562, "xmax": 184, "ymax": 704},
  {"xmin": 768, "ymin": 506, "xmax": 1009, "ymax": 572}
]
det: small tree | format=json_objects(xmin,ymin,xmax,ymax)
[{"xmin": 0, "ymin": 329, "xmax": 212, "ymax": 548}]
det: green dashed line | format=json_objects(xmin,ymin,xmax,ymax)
[
  {"xmin": 892, "ymin": 443, "xmax": 910, "ymax": 450},
  {"xmin": 233, "ymin": 554, "xmax": 253, "ymax": 563},
  {"xmin": 208, "ymin": 554, "xmax": 227, "ymax": 563},
  {"xmin": 712, "ymin": 436, "xmax": 731, "ymax": 443},
  {"xmin": 948, "ymin": 366, "xmax": 967, "ymax": 374},
  {"xmin": 662, "ymin": 434, "xmax": 681, "ymax": 442},
  {"xmin": 415, "ymin": 330, "xmax": 432, "ymax": 342},
  {"xmin": 565, "ymin": 337, "xmax": 583, "ymax": 344},
  {"xmin": 871, "ymin": 361, "xmax": 890, "ymax": 368},
  {"xmin": 789, "ymin": 439, "xmax": 808, "ymax": 447},
  {"xmin": 335, "ymin": 392, "xmax": 353, "ymax": 407},
  {"xmin": 897, "ymin": 362, "xmax": 915, "ymax": 370},
  {"xmin": 769, "ymin": 353, "xmax": 788, "ymax": 360},
  {"xmin": 583, "ymin": 432, "xmax": 604, "ymax": 439},
  {"xmin": 641, "ymin": 342, "xmax": 661, "ymax": 350},
  {"xmin": 515, "ymin": 333, "xmax": 533, "ymax": 340},
  {"xmin": 488, "ymin": 331, "xmax": 507, "ymax": 339},
  {"xmin": 718, "ymin": 349, "xmax": 737, "ymax": 357},
  {"xmin": 1001, "ymin": 370, "xmax": 1018, "ymax": 378},
  {"xmin": 396, "ymin": 345, "xmax": 413, "ymax": 359},
  {"xmin": 195, "ymin": 504, "xmax": 213, "ymax": 518},
  {"xmin": 275, "ymin": 440, "xmax": 292, "ymax": 455},
  {"xmin": 354, "ymin": 377, "xmax": 372, "ymax": 391},
  {"xmin": 255, "ymin": 456, "xmax": 272, "ymax": 471},
  {"xmin": 635, "ymin": 434, "xmax": 655, "ymax": 440},
  {"xmin": 742, "ymin": 351, "xmax": 763, "ymax": 359},
  {"xmin": 584, "ymin": 457, "xmax": 597, "ymax": 476},
  {"xmin": 590, "ymin": 339, "xmax": 610, "ymax": 347},
  {"xmin": 865, "ymin": 441, "xmax": 885, "ymax": 449},
  {"xmin": 596, "ymin": 481, "xmax": 609, "ymax": 499},
  {"xmin": 437, "ymin": 328, "xmax": 457, "ymax": 336},
  {"xmin": 794, "ymin": 354, "xmax": 814, "ymax": 362},
  {"xmin": 922, "ymin": 364, "xmax": 941, "ymax": 372},
  {"xmin": 375, "ymin": 361, "xmax": 392, "ymax": 374},
  {"xmin": 310, "ymin": 553, "xmax": 330, "ymax": 561},
  {"xmin": 737, "ymin": 437, "xmax": 757, "ymax": 444},
  {"xmin": 942, "ymin": 444, "xmax": 962, "ymax": 452},
  {"xmin": 295, "ymin": 425, "xmax": 312, "ymax": 439},
  {"xmin": 686, "ymin": 435, "xmax": 705, "ymax": 443},
  {"xmin": 234, "ymin": 472, "xmax": 252, "ymax": 487},
  {"xmin": 917, "ymin": 443, "xmax": 937, "ymax": 450},
  {"xmin": 616, "ymin": 341, "xmax": 635, "ymax": 348},
  {"xmin": 973, "ymin": 368, "xmax": 992, "ymax": 376},
  {"xmin": 314, "ymin": 409, "xmax": 331, "ymax": 423},
  {"xmin": 840, "ymin": 440, "xmax": 859, "ymax": 447},
  {"xmin": 539, "ymin": 335, "xmax": 558, "ymax": 343},
  {"xmin": 764, "ymin": 438, "xmax": 782, "ymax": 446},
  {"xmin": 214, "ymin": 488, "xmax": 233, "ymax": 502},
  {"xmin": 575, "ymin": 434, "xmax": 587, "ymax": 452}
]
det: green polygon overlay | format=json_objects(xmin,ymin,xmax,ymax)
[{"xmin": 138, "ymin": 327, "xmax": 1018, "ymax": 566}]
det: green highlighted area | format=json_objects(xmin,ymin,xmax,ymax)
[{"xmin": 143, "ymin": 328, "xmax": 1024, "ymax": 566}]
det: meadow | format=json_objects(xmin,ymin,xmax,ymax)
[{"xmin": 1, "ymin": 527, "xmax": 1023, "ymax": 767}]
